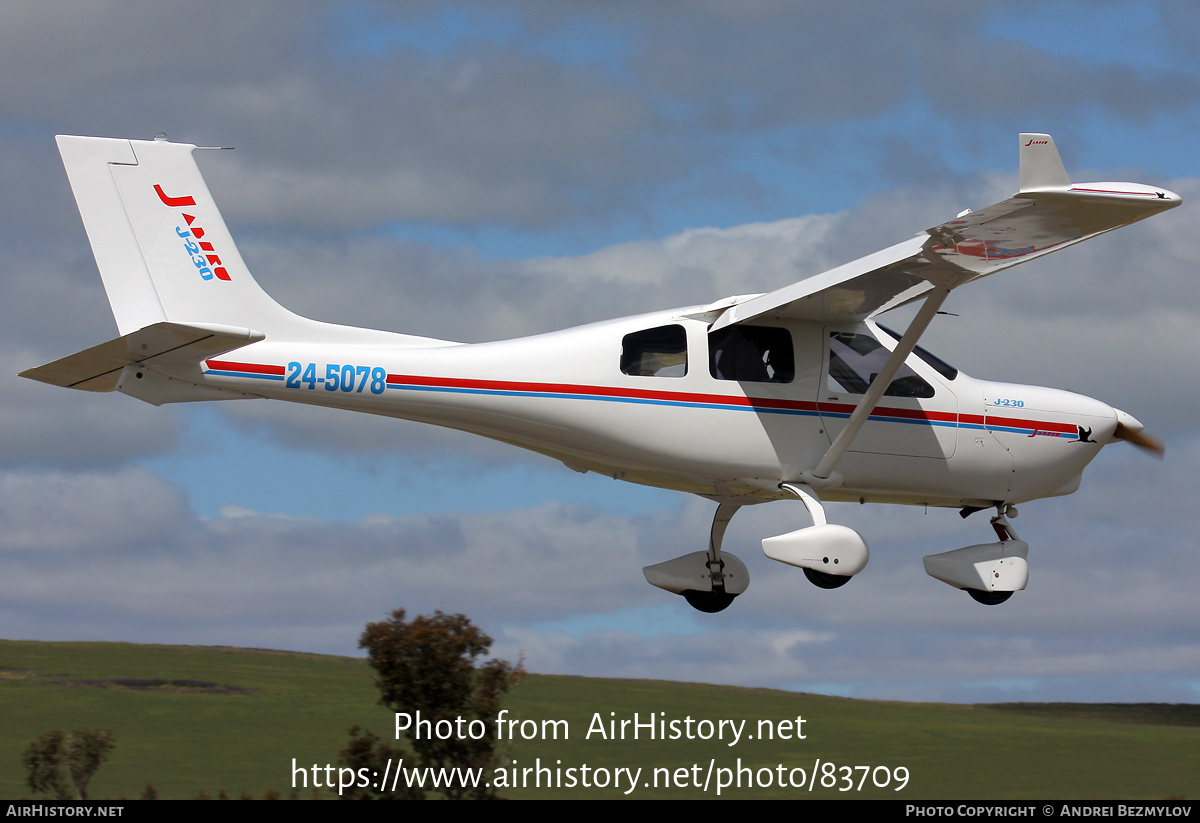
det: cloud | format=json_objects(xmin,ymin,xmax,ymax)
[
  {"xmin": 0, "ymin": 466, "xmax": 188, "ymax": 552},
  {"xmin": 1, "ymin": 1, "xmax": 1198, "ymax": 705}
]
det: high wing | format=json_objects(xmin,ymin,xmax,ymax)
[
  {"xmin": 709, "ymin": 133, "xmax": 1181, "ymax": 485},
  {"xmin": 710, "ymin": 133, "xmax": 1180, "ymax": 332}
]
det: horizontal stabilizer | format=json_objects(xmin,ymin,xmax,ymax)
[{"xmin": 20, "ymin": 322, "xmax": 264, "ymax": 391}]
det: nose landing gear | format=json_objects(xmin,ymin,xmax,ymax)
[
  {"xmin": 924, "ymin": 505, "xmax": 1028, "ymax": 605},
  {"xmin": 967, "ymin": 588, "xmax": 1014, "ymax": 605}
]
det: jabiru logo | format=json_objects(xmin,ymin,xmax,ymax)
[{"xmin": 154, "ymin": 184, "xmax": 231, "ymax": 281}]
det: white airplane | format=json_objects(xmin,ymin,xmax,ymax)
[{"xmin": 24, "ymin": 133, "xmax": 1178, "ymax": 612}]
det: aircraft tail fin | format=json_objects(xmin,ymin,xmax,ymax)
[
  {"xmin": 33, "ymin": 136, "xmax": 453, "ymax": 402},
  {"xmin": 56, "ymin": 135, "xmax": 304, "ymax": 338}
]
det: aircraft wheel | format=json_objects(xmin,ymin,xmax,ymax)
[
  {"xmin": 803, "ymin": 568, "xmax": 853, "ymax": 589},
  {"xmin": 682, "ymin": 589, "xmax": 736, "ymax": 613},
  {"xmin": 966, "ymin": 588, "xmax": 1013, "ymax": 606}
]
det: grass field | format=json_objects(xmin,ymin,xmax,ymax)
[{"xmin": 0, "ymin": 640, "xmax": 1195, "ymax": 799}]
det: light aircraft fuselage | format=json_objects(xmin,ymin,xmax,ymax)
[{"xmin": 189, "ymin": 312, "xmax": 1109, "ymax": 509}]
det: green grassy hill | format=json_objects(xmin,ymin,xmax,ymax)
[{"xmin": 0, "ymin": 640, "xmax": 1195, "ymax": 799}]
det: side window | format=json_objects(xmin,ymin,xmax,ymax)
[
  {"xmin": 621, "ymin": 325, "xmax": 688, "ymax": 377},
  {"xmin": 709, "ymin": 325, "xmax": 794, "ymax": 383},
  {"xmin": 827, "ymin": 332, "xmax": 934, "ymax": 398}
]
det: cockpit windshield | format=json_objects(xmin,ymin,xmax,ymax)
[
  {"xmin": 827, "ymin": 331, "xmax": 935, "ymax": 398},
  {"xmin": 876, "ymin": 324, "xmax": 959, "ymax": 381}
]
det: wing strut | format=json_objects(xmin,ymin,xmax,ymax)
[{"xmin": 810, "ymin": 285, "xmax": 953, "ymax": 481}]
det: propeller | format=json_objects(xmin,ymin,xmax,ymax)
[{"xmin": 1112, "ymin": 411, "xmax": 1165, "ymax": 458}]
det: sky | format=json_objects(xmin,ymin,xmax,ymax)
[{"xmin": 2, "ymin": 0, "xmax": 1199, "ymax": 704}]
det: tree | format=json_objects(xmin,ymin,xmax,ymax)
[
  {"xmin": 338, "ymin": 725, "xmax": 424, "ymax": 800},
  {"xmin": 359, "ymin": 609, "xmax": 521, "ymax": 800},
  {"xmin": 23, "ymin": 728, "xmax": 115, "ymax": 800}
]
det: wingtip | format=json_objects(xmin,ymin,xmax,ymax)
[{"xmin": 1018, "ymin": 132, "xmax": 1071, "ymax": 192}]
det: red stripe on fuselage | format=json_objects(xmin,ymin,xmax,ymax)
[
  {"xmin": 816, "ymin": 400, "xmax": 957, "ymax": 424},
  {"xmin": 985, "ymin": 413, "xmax": 1076, "ymax": 435},
  {"xmin": 205, "ymin": 359, "xmax": 285, "ymax": 376},
  {"xmin": 386, "ymin": 372, "xmax": 818, "ymax": 411}
]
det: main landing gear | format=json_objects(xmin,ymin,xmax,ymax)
[
  {"xmin": 644, "ymin": 483, "xmax": 874, "ymax": 612},
  {"xmin": 763, "ymin": 483, "xmax": 870, "ymax": 589},
  {"xmin": 923, "ymin": 505, "xmax": 1028, "ymax": 606},
  {"xmin": 643, "ymin": 502, "xmax": 749, "ymax": 613}
]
